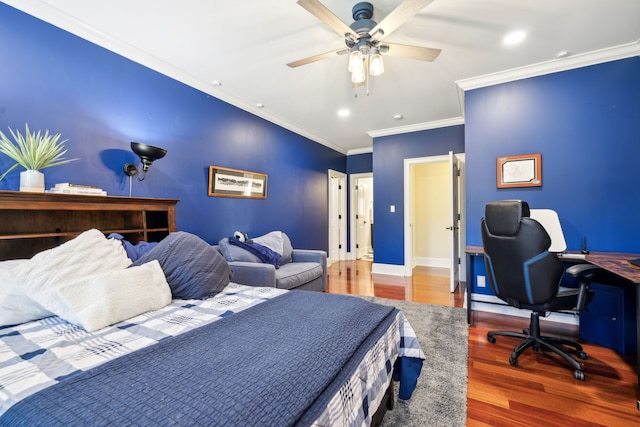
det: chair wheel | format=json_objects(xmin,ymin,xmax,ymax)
[
  {"xmin": 574, "ymin": 370, "xmax": 585, "ymax": 381},
  {"xmin": 487, "ymin": 335, "xmax": 496, "ymax": 344},
  {"xmin": 509, "ymin": 355, "xmax": 518, "ymax": 366},
  {"xmin": 577, "ymin": 351, "xmax": 588, "ymax": 360}
]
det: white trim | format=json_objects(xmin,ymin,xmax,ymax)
[
  {"xmin": 456, "ymin": 41, "xmax": 640, "ymax": 92},
  {"xmin": 347, "ymin": 146, "xmax": 373, "ymax": 155},
  {"xmin": 367, "ymin": 117, "xmax": 465, "ymax": 138},
  {"xmin": 371, "ymin": 263, "xmax": 405, "ymax": 276},
  {"xmin": 414, "ymin": 257, "xmax": 449, "ymax": 269},
  {"xmin": 471, "ymin": 294, "xmax": 579, "ymax": 326}
]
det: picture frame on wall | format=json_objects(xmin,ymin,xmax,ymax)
[
  {"xmin": 208, "ymin": 166, "xmax": 267, "ymax": 199},
  {"xmin": 496, "ymin": 153, "xmax": 542, "ymax": 188}
]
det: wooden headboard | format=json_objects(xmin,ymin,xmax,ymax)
[{"xmin": 0, "ymin": 191, "xmax": 179, "ymax": 261}]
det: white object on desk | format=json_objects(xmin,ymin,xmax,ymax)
[
  {"xmin": 530, "ymin": 209, "xmax": 567, "ymax": 253},
  {"xmin": 557, "ymin": 253, "xmax": 586, "ymax": 260}
]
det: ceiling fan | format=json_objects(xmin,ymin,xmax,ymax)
[{"xmin": 287, "ymin": 0, "xmax": 441, "ymax": 93}]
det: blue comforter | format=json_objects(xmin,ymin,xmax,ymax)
[{"xmin": 0, "ymin": 291, "xmax": 415, "ymax": 426}]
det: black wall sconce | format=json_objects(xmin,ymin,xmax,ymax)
[{"xmin": 123, "ymin": 142, "xmax": 167, "ymax": 181}]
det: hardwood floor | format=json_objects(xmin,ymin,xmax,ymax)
[{"xmin": 327, "ymin": 260, "xmax": 639, "ymax": 427}]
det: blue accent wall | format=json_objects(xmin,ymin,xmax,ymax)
[
  {"xmin": 372, "ymin": 126, "xmax": 465, "ymax": 265},
  {"xmin": 466, "ymin": 57, "xmax": 640, "ymax": 253},
  {"xmin": 0, "ymin": 4, "xmax": 345, "ymax": 250},
  {"xmin": 347, "ymin": 152, "xmax": 373, "ymax": 174}
]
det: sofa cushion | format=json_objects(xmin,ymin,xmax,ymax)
[
  {"xmin": 218, "ymin": 238, "xmax": 261, "ymax": 263},
  {"xmin": 275, "ymin": 262, "xmax": 323, "ymax": 290}
]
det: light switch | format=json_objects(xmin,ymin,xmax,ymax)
[{"xmin": 390, "ymin": 205, "xmax": 395, "ymax": 213}]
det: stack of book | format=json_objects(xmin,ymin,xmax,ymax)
[{"xmin": 48, "ymin": 183, "xmax": 107, "ymax": 196}]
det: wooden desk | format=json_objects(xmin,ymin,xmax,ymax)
[{"xmin": 465, "ymin": 246, "xmax": 640, "ymax": 410}]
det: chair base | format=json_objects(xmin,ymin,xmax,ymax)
[{"xmin": 487, "ymin": 312, "xmax": 587, "ymax": 380}]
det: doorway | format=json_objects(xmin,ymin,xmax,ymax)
[
  {"xmin": 403, "ymin": 153, "xmax": 466, "ymax": 291},
  {"xmin": 350, "ymin": 174, "xmax": 374, "ymax": 260},
  {"xmin": 328, "ymin": 170, "xmax": 347, "ymax": 265}
]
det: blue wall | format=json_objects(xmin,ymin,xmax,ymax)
[
  {"xmin": 347, "ymin": 152, "xmax": 373, "ymax": 175},
  {"xmin": 0, "ymin": 4, "xmax": 345, "ymax": 250},
  {"xmin": 372, "ymin": 126, "xmax": 465, "ymax": 265},
  {"xmin": 465, "ymin": 57, "xmax": 640, "ymax": 254}
]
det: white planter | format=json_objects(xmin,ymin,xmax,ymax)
[{"xmin": 19, "ymin": 170, "xmax": 45, "ymax": 192}]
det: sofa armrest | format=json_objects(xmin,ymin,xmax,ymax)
[
  {"xmin": 291, "ymin": 249, "xmax": 326, "ymax": 264},
  {"xmin": 291, "ymin": 249, "xmax": 327, "ymax": 291},
  {"xmin": 228, "ymin": 261, "xmax": 277, "ymax": 287}
]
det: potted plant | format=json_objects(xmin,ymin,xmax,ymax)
[{"xmin": 0, "ymin": 123, "xmax": 78, "ymax": 192}]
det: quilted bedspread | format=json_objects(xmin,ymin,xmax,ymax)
[
  {"xmin": 0, "ymin": 283, "xmax": 425, "ymax": 426},
  {"xmin": 0, "ymin": 288, "xmax": 420, "ymax": 426}
]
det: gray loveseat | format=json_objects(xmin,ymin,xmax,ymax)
[{"xmin": 213, "ymin": 232, "xmax": 327, "ymax": 292}]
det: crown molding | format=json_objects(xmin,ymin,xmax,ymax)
[
  {"xmin": 456, "ymin": 41, "xmax": 640, "ymax": 91},
  {"xmin": 3, "ymin": 0, "xmax": 349, "ymax": 156},
  {"xmin": 347, "ymin": 146, "xmax": 374, "ymax": 156},
  {"xmin": 367, "ymin": 116, "xmax": 465, "ymax": 138}
]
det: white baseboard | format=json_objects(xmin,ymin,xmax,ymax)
[
  {"xmin": 371, "ymin": 263, "xmax": 406, "ymax": 276},
  {"xmin": 470, "ymin": 293, "xmax": 579, "ymax": 326},
  {"xmin": 414, "ymin": 257, "xmax": 449, "ymax": 268}
]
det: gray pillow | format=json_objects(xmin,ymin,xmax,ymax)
[
  {"xmin": 218, "ymin": 238, "xmax": 261, "ymax": 263},
  {"xmin": 281, "ymin": 233, "xmax": 293, "ymax": 265},
  {"xmin": 132, "ymin": 232, "xmax": 231, "ymax": 299}
]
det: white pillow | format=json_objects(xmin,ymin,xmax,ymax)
[
  {"xmin": 0, "ymin": 260, "xmax": 52, "ymax": 327},
  {"xmin": 6, "ymin": 229, "xmax": 132, "ymax": 326},
  {"xmin": 53, "ymin": 260, "xmax": 171, "ymax": 332}
]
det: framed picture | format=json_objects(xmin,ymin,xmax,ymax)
[
  {"xmin": 496, "ymin": 153, "xmax": 542, "ymax": 188},
  {"xmin": 208, "ymin": 166, "xmax": 268, "ymax": 199}
]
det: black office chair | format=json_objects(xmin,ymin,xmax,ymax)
[{"xmin": 480, "ymin": 200, "xmax": 599, "ymax": 380}]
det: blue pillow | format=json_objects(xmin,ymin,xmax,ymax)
[{"xmin": 131, "ymin": 232, "xmax": 231, "ymax": 299}]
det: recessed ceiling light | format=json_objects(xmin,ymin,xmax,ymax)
[
  {"xmin": 211, "ymin": 80, "xmax": 222, "ymax": 87},
  {"xmin": 393, "ymin": 114, "xmax": 404, "ymax": 120},
  {"xmin": 255, "ymin": 103, "xmax": 265, "ymax": 108},
  {"xmin": 337, "ymin": 109, "xmax": 350, "ymax": 117},
  {"xmin": 557, "ymin": 50, "xmax": 570, "ymax": 58},
  {"xmin": 503, "ymin": 31, "xmax": 526, "ymax": 45}
]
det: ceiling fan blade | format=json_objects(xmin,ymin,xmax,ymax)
[
  {"xmin": 369, "ymin": 0, "xmax": 435, "ymax": 40},
  {"xmin": 287, "ymin": 48, "xmax": 349, "ymax": 68},
  {"xmin": 297, "ymin": 0, "xmax": 356, "ymax": 39},
  {"xmin": 382, "ymin": 43, "xmax": 441, "ymax": 61}
]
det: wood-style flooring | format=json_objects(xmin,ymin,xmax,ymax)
[{"xmin": 326, "ymin": 260, "xmax": 639, "ymax": 426}]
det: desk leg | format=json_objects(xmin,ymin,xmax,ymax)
[
  {"xmin": 466, "ymin": 253, "xmax": 473, "ymax": 325},
  {"xmin": 636, "ymin": 286, "xmax": 640, "ymax": 411}
]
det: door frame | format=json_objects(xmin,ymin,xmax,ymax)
[
  {"xmin": 403, "ymin": 154, "xmax": 466, "ymax": 283},
  {"xmin": 349, "ymin": 172, "xmax": 373, "ymax": 260},
  {"xmin": 328, "ymin": 169, "xmax": 347, "ymax": 264}
]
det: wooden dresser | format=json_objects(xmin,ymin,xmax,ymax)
[{"xmin": 0, "ymin": 191, "xmax": 179, "ymax": 260}]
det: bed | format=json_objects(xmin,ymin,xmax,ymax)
[{"xmin": 0, "ymin": 229, "xmax": 425, "ymax": 426}]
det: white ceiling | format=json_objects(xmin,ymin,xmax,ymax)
[{"xmin": 5, "ymin": 0, "xmax": 640, "ymax": 154}]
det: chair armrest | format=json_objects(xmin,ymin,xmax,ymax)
[
  {"xmin": 228, "ymin": 261, "xmax": 276, "ymax": 287},
  {"xmin": 566, "ymin": 264, "xmax": 600, "ymax": 310}
]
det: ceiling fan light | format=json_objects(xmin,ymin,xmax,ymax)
[
  {"xmin": 348, "ymin": 50, "xmax": 363, "ymax": 72},
  {"xmin": 351, "ymin": 66, "xmax": 366, "ymax": 84},
  {"xmin": 369, "ymin": 52, "xmax": 384, "ymax": 76}
]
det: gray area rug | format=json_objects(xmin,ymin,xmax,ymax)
[{"xmin": 359, "ymin": 296, "xmax": 468, "ymax": 427}]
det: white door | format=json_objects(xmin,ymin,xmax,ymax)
[
  {"xmin": 448, "ymin": 151, "xmax": 460, "ymax": 292},
  {"xmin": 328, "ymin": 170, "xmax": 347, "ymax": 264},
  {"xmin": 355, "ymin": 177, "xmax": 373, "ymax": 259}
]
